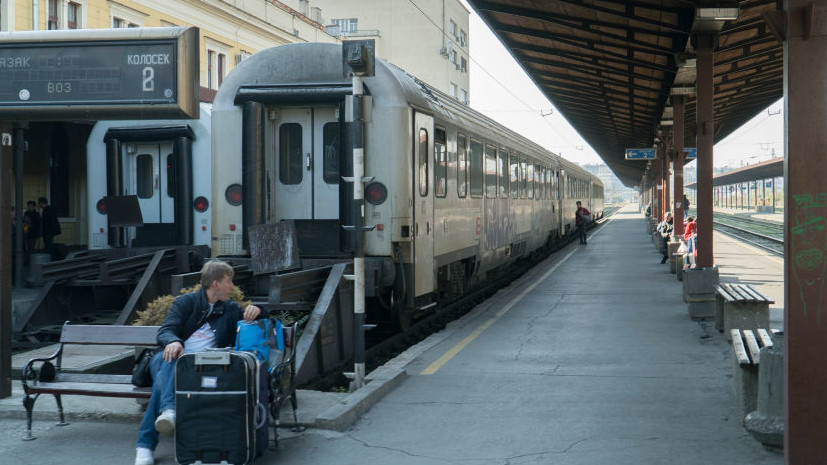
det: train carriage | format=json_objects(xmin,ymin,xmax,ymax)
[
  {"xmin": 211, "ymin": 43, "xmax": 602, "ymax": 326},
  {"xmin": 87, "ymin": 103, "xmax": 213, "ymax": 251}
]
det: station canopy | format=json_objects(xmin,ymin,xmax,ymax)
[{"xmin": 464, "ymin": 0, "xmax": 783, "ymax": 188}]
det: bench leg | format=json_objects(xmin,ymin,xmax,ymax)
[
  {"xmin": 23, "ymin": 393, "xmax": 38, "ymax": 441},
  {"xmin": 290, "ymin": 391, "xmax": 304, "ymax": 433},
  {"xmin": 54, "ymin": 394, "xmax": 69, "ymax": 426}
]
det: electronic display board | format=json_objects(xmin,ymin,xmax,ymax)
[{"xmin": 0, "ymin": 27, "xmax": 198, "ymax": 120}]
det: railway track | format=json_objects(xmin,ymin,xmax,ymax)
[{"xmin": 712, "ymin": 212, "xmax": 783, "ymax": 255}]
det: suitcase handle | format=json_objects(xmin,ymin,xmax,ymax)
[
  {"xmin": 194, "ymin": 351, "xmax": 231, "ymax": 365},
  {"xmin": 254, "ymin": 402, "xmax": 268, "ymax": 429}
]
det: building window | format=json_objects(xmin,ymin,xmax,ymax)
[
  {"xmin": 460, "ymin": 29, "xmax": 467, "ymax": 47},
  {"xmin": 449, "ymin": 19, "xmax": 457, "ymax": 38},
  {"xmin": 217, "ymin": 53, "xmax": 225, "ymax": 87},
  {"xmin": 332, "ymin": 18, "xmax": 358, "ymax": 35},
  {"xmin": 207, "ymin": 51, "xmax": 216, "ymax": 89},
  {"xmin": 450, "ymin": 83, "xmax": 457, "ymax": 99},
  {"xmin": 460, "ymin": 89, "xmax": 468, "ymax": 105},
  {"xmin": 449, "ymin": 48, "xmax": 456, "ymax": 64},
  {"xmin": 48, "ymin": 0, "xmax": 59, "ymax": 30},
  {"xmin": 68, "ymin": 2, "xmax": 80, "ymax": 29},
  {"xmin": 461, "ymin": 56, "xmax": 467, "ymax": 73}
]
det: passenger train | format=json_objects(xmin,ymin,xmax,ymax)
[
  {"xmin": 86, "ymin": 103, "xmax": 213, "ymax": 251},
  {"xmin": 210, "ymin": 43, "xmax": 603, "ymax": 326}
]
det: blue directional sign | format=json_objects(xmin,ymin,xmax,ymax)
[
  {"xmin": 625, "ymin": 148, "xmax": 656, "ymax": 160},
  {"xmin": 684, "ymin": 147, "xmax": 697, "ymax": 159}
]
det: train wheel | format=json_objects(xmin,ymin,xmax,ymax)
[{"xmin": 393, "ymin": 306, "xmax": 414, "ymax": 332}]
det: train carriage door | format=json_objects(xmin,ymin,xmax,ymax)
[
  {"xmin": 126, "ymin": 142, "xmax": 175, "ymax": 241},
  {"xmin": 413, "ymin": 112, "xmax": 434, "ymax": 297},
  {"xmin": 274, "ymin": 107, "xmax": 340, "ymax": 221},
  {"xmin": 275, "ymin": 108, "xmax": 313, "ymax": 219},
  {"xmin": 313, "ymin": 108, "xmax": 340, "ymax": 219}
]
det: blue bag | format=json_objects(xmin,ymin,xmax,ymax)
[{"xmin": 235, "ymin": 319, "xmax": 284, "ymax": 366}]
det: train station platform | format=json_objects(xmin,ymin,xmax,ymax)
[{"xmin": 0, "ymin": 204, "xmax": 783, "ymax": 464}]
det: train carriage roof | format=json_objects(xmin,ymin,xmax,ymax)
[{"xmin": 214, "ymin": 42, "xmax": 600, "ymax": 186}]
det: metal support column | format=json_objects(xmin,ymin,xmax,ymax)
[
  {"xmin": 673, "ymin": 95, "xmax": 685, "ymax": 236},
  {"xmin": 350, "ymin": 75, "xmax": 366, "ymax": 390},
  {"xmin": 13, "ymin": 126, "xmax": 23, "ymax": 288},
  {"xmin": 695, "ymin": 32, "xmax": 716, "ymax": 268},
  {"xmin": 784, "ymin": 1, "xmax": 827, "ymax": 461},
  {"xmin": 0, "ymin": 123, "xmax": 12, "ymax": 398}
]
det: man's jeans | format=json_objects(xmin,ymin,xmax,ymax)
[{"xmin": 136, "ymin": 352, "xmax": 175, "ymax": 450}]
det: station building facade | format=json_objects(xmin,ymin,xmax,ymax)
[
  {"xmin": 295, "ymin": 0, "xmax": 471, "ymax": 104},
  {"xmin": 0, "ymin": 0, "xmax": 337, "ymax": 250}
]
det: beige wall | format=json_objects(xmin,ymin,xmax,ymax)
[{"xmin": 305, "ymin": 0, "xmax": 470, "ymax": 102}]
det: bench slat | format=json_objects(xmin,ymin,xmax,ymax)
[
  {"xmin": 757, "ymin": 328, "xmax": 773, "ymax": 348},
  {"xmin": 60, "ymin": 325, "xmax": 159, "ymax": 345},
  {"xmin": 56, "ymin": 373, "xmax": 133, "ymax": 384},
  {"xmin": 729, "ymin": 284, "xmax": 754, "ymax": 302},
  {"xmin": 716, "ymin": 285, "xmax": 738, "ymax": 302},
  {"xmin": 26, "ymin": 381, "xmax": 152, "ymax": 398},
  {"xmin": 743, "ymin": 285, "xmax": 775, "ymax": 304},
  {"xmin": 731, "ymin": 329, "xmax": 751, "ymax": 365},
  {"xmin": 743, "ymin": 330, "xmax": 762, "ymax": 365}
]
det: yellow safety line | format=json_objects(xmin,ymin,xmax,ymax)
[
  {"xmin": 420, "ymin": 216, "xmax": 612, "ymax": 375},
  {"xmin": 420, "ymin": 243, "xmax": 589, "ymax": 375}
]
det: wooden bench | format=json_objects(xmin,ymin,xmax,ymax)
[
  {"xmin": 21, "ymin": 323, "xmax": 159, "ymax": 440},
  {"xmin": 731, "ymin": 328, "xmax": 775, "ymax": 420},
  {"xmin": 715, "ymin": 283, "xmax": 773, "ymax": 339}
]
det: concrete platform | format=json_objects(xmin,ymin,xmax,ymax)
[{"xmin": 0, "ymin": 204, "xmax": 783, "ymax": 464}]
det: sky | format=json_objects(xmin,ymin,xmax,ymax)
[{"xmin": 460, "ymin": 2, "xmax": 785, "ymax": 171}]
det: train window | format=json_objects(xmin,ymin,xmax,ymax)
[
  {"xmin": 166, "ymin": 153, "xmax": 176, "ymax": 198},
  {"xmin": 498, "ymin": 149, "xmax": 508, "ymax": 197},
  {"xmin": 136, "ymin": 154, "xmax": 153, "ymax": 199},
  {"xmin": 519, "ymin": 158, "xmax": 527, "ymax": 198},
  {"xmin": 435, "ymin": 128, "xmax": 447, "ymax": 197},
  {"xmin": 457, "ymin": 134, "xmax": 467, "ymax": 197},
  {"xmin": 279, "ymin": 123, "xmax": 303, "ymax": 185},
  {"xmin": 484, "ymin": 144, "xmax": 497, "ymax": 198},
  {"xmin": 322, "ymin": 123, "xmax": 340, "ymax": 184},
  {"xmin": 510, "ymin": 155, "xmax": 519, "ymax": 198},
  {"xmin": 419, "ymin": 129, "xmax": 428, "ymax": 197},
  {"xmin": 527, "ymin": 163, "xmax": 534, "ymax": 199},
  {"xmin": 469, "ymin": 138, "xmax": 483, "ymax": 197}
]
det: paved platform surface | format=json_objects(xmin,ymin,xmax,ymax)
[{"xmin": 0, "ymin": 204, "xmax": 783, "ymax": 464}]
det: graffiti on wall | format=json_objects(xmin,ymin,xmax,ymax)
[{"xmin": 791, "ymin": 193, "xmax": 827, "ymax": 322}]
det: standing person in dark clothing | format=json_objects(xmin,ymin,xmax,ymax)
[
  {"xmin": 38, "ymin": 197, "xmax": 60, "ymax": 258},
  {"xmin": 657, "ymin": 212, "xmax": 674, "ymax": 264},
  {"xmin": 22, "ymin": 200, "xmax": 41, "ymax": 253},
  {"xmin": 575, "ymin": 201, "xmax": 591, "ymax": 245}
]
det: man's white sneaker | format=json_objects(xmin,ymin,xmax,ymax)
[
  {"xmin": 135, "ymin": 447, "xmax": 154, "ymax": 465},
  {"xmin": 154, "ymin": 409, "xmax": 176, "ymax": 437}
]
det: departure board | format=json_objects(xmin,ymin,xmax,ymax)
[
  {"xmin": 0, "ymin": 41, "xmax": 177, "ymax": 105},
  {"xmin": 0, "ymin": 27, "xmax": 198, "ymax": 120}
]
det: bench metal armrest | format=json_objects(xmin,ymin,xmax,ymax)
[{"xmin": 21, "ymin": 343, "xmax": 64, "ymax": 392}]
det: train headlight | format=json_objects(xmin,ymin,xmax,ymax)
[
  {"xmin": 96, "ymin": 198, "xmax": 107, "ymax": 215},
  {"xmin": 365, "ymin": 182, "xmax": 388, "ymax": 205},
  {"xmin": 193, "ymin": 196, "xmax": 210, "ymax": 213},
  {"xmin": 225, "ymin": 184, "xmax": 243, "ymax": 206}
]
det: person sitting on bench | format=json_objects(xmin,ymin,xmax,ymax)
[{"xmin": 135, "ymin": 260, "xmax": 262, "ymax": 465}]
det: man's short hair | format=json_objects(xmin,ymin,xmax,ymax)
[
  {"xmin": 576, "ymin": 201, "xmax": 582, "ymax": 205},
  {"xmin": 201, "ymin": 260, "xmax": 234, "ymax": 288},
  {"xmin": 38, "ymin": 197, "xmax": 48, "ymax": 205}
]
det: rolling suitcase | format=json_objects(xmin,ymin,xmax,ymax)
[{"xmin": 175, "ymin": 350, "xmax": 268, "ymax": 465}]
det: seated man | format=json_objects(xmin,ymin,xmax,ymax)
[{"xmin": 135, "ymin": 260, "xmax": 262, "ymax": 465}]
